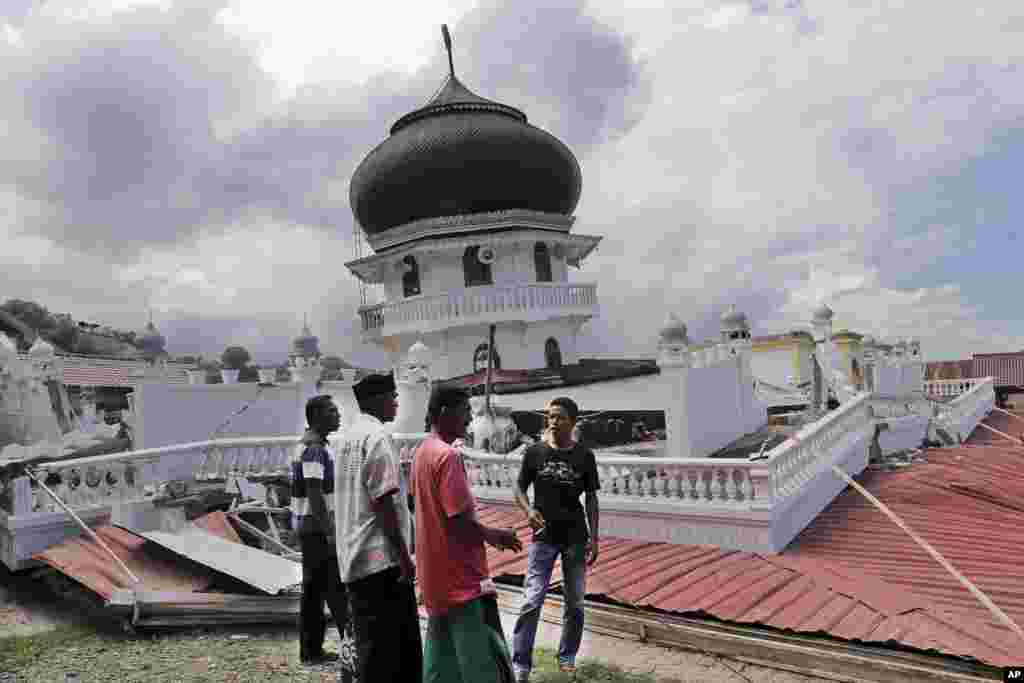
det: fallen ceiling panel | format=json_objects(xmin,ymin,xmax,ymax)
[{"xmin": 124, "ymin": 523, "xmax": 301, "ymax": 595}]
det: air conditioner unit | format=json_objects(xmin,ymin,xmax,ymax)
[{"xmin": 477, "ymin": 246, "xmax": 496, "ymax": 264}]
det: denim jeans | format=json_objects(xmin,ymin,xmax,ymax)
[{"xmin": 511, "ymin": 541, "xmax": 587, "ymax": 675}]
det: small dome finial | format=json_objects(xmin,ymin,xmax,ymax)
[{"xmin": 442, "ymin": 24, "xmax": 455, "ymax": 78}]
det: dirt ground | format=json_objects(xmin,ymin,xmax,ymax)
[{"xmin": 1, "ymin": 562, "xmax": 831, "ymax": 683}]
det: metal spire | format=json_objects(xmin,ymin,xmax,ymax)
[{"xmin": 442, "ymin": 24, "xmax": 455, "ymax": 78}]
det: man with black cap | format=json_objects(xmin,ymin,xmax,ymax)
[{"xmin": 334, "ymin": 371, "xmax": 422, "ymax": 682}]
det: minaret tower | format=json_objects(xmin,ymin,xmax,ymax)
[{"xmin": 345, "ymin": 26, "xmax": 602, "ymax": 380}]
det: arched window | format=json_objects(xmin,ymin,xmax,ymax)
[
  {"xmin": 402, "ymin": 255, "xmax": 421, "ymax": 297},
  {"xmin": 473, "ymin": 343, "xmax": 501, "ymax": 374},
  {"xmin": 463, "ymin": 246, "xmax": 493, "ymax": 287},
  {"xmin": 545, "ymin": 337, "xmax": 562, "ymax": 369},
  {"xmin": 534, "ymin": 242, "xmax": 552, "ymax": 282}
]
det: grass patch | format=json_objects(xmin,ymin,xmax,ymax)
[
  {"xmin": 531, "ymin": 647, "xmax": 682, "ymax": 683},
  {"xmin": 0, "ymin": 626, "xmax": 682, "ymax": 682}
]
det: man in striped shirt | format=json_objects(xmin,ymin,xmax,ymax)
[{"xmin": 291, "ymin": 394, "xmax": 348, "ymax": 666}]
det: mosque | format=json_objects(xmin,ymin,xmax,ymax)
[{"xmin": 344, "ymin": 27, "xmax": 607, "ymax": 386}]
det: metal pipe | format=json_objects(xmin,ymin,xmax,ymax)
[
  {"xmin": 24, "ymin": 468, "xmax": 140, "ymax": 585},
  {"xmin": 484, "ymin": 324, "xmax": 496, "ymax": 453},
  {"xmin": 227, "ymin": 512, "xmax": 299, "ymax": 558}
]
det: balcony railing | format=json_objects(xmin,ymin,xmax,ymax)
[
  {"xmin": 935, "ymin": 377, "xmax": 996, "ymax": 441},
  {"xmin": 924, "ymin": 377, "xmax": 986, "ymax": 398},
  {"xmin": 359, "ymin": 282, "xmax": 598, "ymax": 338},
  {"xmin": 0, "ymin": 392, "xmax": 906, "ymax": 565}
]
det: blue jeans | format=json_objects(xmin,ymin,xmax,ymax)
[{"xmin": 511, "ymin": 541, "xmax": 587, "ymax": 675}]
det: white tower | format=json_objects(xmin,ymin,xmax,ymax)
[{"xmin": 344, "ymin": 27, "xmax": 602, "ymax": 381}]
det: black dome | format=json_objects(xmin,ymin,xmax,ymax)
[{"xmin": 350, "ymin": 74, "xmax": 582, "ymax": 237}]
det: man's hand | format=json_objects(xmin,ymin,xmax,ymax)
[
  {"xmin": 586, "ymin": 538, "xmax": 599, "ymax": 566},
  {"xmin": 525, "ymin": 507, "xmax": 546, "ymax": 531},
  {"xmin": 483, "ymin": 527, "xmax": 523, "ymax": 553},
  {"xmin": 398, "ymin": 552, "xmax": 416, "ymax": 585}
]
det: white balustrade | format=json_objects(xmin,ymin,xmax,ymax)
[
  {"xmin": 924, "ymin": 378, "xmax": 983, "ymax": 398},
  {"xmin": 359, "ymin": 282, "xmax": 598, "ymax": 336},
  {"xmin": 766, "ymin": 392, "xmax": 873, "ymax": 503},
  {"xmin": 935, "ymin": 377, "xmax": 995, "ymax": 438}
]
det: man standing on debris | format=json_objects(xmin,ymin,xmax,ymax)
[
  {"xmin": 413, "ymin": 386, "xmax": 523, "ymax": 682},
  {"xmin": 291, "ymin": 394, "xmax": 350, "ymax": 667},
  {"xmin": 512, "ymin": 396, "xmax": 600, "ymax": 682},
  {"xmin": 335, "ymin": 372, "xmax": 422, "ymax": 681}
]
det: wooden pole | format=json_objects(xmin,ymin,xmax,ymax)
[
  {"xmin": 974, "ymin": 421, "xmax": 1024, "ymax": 445},
  {"xmin": 484, "ymin": 324, "xmax": 496, "ymax": 453},
  {"xmin": 830, "ymin": 464, "xmax": 1024, "ymax": 644}
]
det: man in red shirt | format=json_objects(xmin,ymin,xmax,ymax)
[{"xmin": 413, "ymin": 386, "xmax": 523, "ymax": 683}]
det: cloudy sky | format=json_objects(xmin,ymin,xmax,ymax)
[{"xmin": 2, "ymin": 0, "xmax": 1023, "ymax": 366}]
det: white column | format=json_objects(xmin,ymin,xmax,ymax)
[
  {"xmin": 392, "ymin": 341, "xmax": 432, "ymax": 435},
  {"xmin": 658, "ymin": 341, "xmax": 693, "ymax": 459}
]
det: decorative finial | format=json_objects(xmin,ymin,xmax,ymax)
[{"xmin": 442, "ymin": 24, "xmax": 455, "ymax": 78}]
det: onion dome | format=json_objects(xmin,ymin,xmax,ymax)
[
  {"xmin": 292, "ymin": 321, "xmax": 320, "ymax": 358},
  {"xmin": 137, "ymin": 321, "xmax": 166, "ymax": 358},
  {"xmin": 720, "ymin": 305, "xmax": 749, "ymax": 331},
  {"xmin": 812, "ymin": 303, "xmax": 834, "ymax": 323},
  {"xmin": 28, "ymin": 335, "xmax": 56, "ymax": 362},
  {"xmin": 659, "ymin": 314, "xmax": 689, "ymax": 345},
  {"xmin": 349, "ymin": 27, "xmax": 582, "ymax": 240}
]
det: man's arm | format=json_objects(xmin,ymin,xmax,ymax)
[
  {"xmin": 300, "ymin": 446, "xmax": 331, "ymax": 535},
  {"xmin": 449, "ymin": 508, "xmax": 522, "ymax": 552},
  {"xmin": 585, "ymin": 490, "xmax": 600, "ymax": 565},
  {"xmin": 438, "ymin": 450, "xmax": 521, "ymax": 551},
  {"xmin": 371, "ymin": 492, "xmax": 414, "ymax": 581},
  {"xmin": 365, "ymin": 435, "xmax": 415, "ymax": 582},
  {"xmin": 515, "ymin": 448, "xmax": 545, "ymax": 530},
  {"xmin": 304, "ymin": 479, "xmax": 330, "ymax": 534},
  {"xmin": 584, "ymin": 449, "xmax": 601, "ymax": 565}
]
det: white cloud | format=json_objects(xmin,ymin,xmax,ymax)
[{"xmin": 3, "ymin": 0, "xmax": 1024, "ymax": 368}]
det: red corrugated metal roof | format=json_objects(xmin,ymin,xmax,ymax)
[
  {"xmin": 971, "ymin": 352, "xmax": 1024, "ymax": 388},
  {"xmin": 479, "ymin": 443, "xmax": 1024, "ymax": 666},
  {"xmin": 34, "ymin": 512, "xmax": 242, "ymax": 601},
  {"xmin": 966, "ymin": 409, "xmax": 1024, "ymax": 445},
  {"xmin": 63, "ymin": 367, "xmax": 131, "ymax": 387}
]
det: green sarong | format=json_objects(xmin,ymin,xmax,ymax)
[{"xmin": 423, "ymin": 595, "xmax": 515, "ymax": 683}]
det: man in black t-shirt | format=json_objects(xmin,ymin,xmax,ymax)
[{"xmin": 512, "ymin": 397, "xmax": 599, "ymax": 682}]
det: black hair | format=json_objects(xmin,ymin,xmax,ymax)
[
  {"xmin": 546, "ymin": 396, "xmax": 579, "ymax": 420},
  {"xmin": 425, "ymin": 386, "xmax": 471, "ymax": 430},
  {"xmin": 305, "ymin": 394, "xmax": 335, "ymax": 429}
]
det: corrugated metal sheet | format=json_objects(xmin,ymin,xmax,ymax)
[
  {"xmin": 479, "ymin": 444, "xmax": 1024, "ymax": 666},
  {"xmin": 132, "ymin": 522, "xmax": 301, "ymax": 595},
  {"xmin": 34, "ymin": 512, "xmax": 241, "ymax": 601},
  {"xmin": 966, "ymin": 409, "xmax": 1024, "ymax": 445},
  {"xmin": 972, "ymin": 352, "xmax": 1024, "ymax": 388},
  {"xmin": 62, "ymin": 367, "xmax": 131, "ymax": 387}
]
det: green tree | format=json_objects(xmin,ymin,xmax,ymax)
[
  {"xmin": 1, "ymin": 299, "xmax": 55, "ymax": 338},
  {"xmin": 220, "ymin": 346, "xmax": 252, "ymax": 371},
  {"xmin": 238, "ymin": 365, "xmax": 260, "ymax": 383},
  {"xmin": 200, "ymin": 359, "xmax": 223, "ymax": 384}
]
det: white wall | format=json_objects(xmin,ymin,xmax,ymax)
[
  {"xmin": 380, "ymin": 241, "xmax": 569, "ymax": 302},
  {"xmin": 873, "ymin": 362, "xmax": 924, "ymax": 397},
  {"xmin": 133, "ymin": 380, "xmax": 318, "ymax": 450},
  {"xmin": 388, "ymin": 318, "xmax": 582, "ymax": 380},
  {"xmin": 686, "ymin": 361, "xmax": 755, "ymax": 456},
  {"xmin": 877, "ymin": 415, "xmax": 929, "ymax": 453},
  {"xmin": 752, "ymin": 347, "xmax": 796, "ymax": 387}
]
